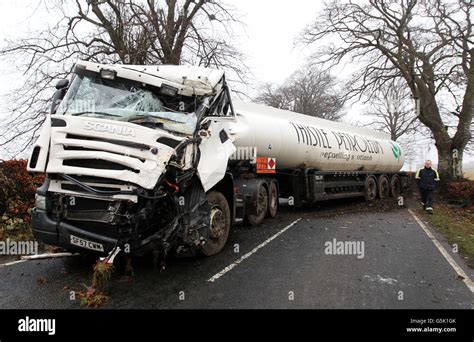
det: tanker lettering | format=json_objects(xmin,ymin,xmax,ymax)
[
  {"xmin": 320, "ymin": 151, "xmax": 374, "ymax": 162},
  {"xmin": 289, "ymin": 122, "xmax": 382, "ymax": 156},
  {"xmin": 289, "ymin": 122, "xmax": 331, "ymax": 148},
  {"xmin": 331, "ymin": 131, "xmax": 383, "ymax": 154},
  {"xmin": 321, "ymin": 151, "xmax": 352, "ymax": 161}
]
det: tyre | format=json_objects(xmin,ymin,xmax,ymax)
[
  {"xmin": 377, "ymin": 175, "xmax": 390, "ymax": 199},
  {"xmin": 247, "ymin": 184, "xmax": 268, "ymax": 226},
  {"xmin": 390, "ymin": 175, "xmax": 401, "ymax": 198},
  {"xmin": 267, "ymin": 181, "xmax": 278, "ymax": 218},
  {"xmin": 364, "ymin": 176, "xmax": 377, "ymax": 201},
  {"xmin": 200, "ymin": 191, "xmax": 231, "ymax": 256}
]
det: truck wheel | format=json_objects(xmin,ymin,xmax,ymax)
[
  {"xmin": 267, "ymin": 181, "xmax": 278, "ymax": 218},
  {"xmin": 200, "ymin": 191, "xmax": 231, "ymax": 256},
  {"xmin": 390, "ymin": 175, "xmax": 401, "ymax": 198},
  {"xmin": 247, "ymin": 184, "xmax": 268, "ymax": 226},
  {"xmin": 377, "ymin": 175, "xmax": 390, "ymax": 199},
  {"xmin": 364, "ymin": 176, "xmax": 377, "ymax": 201}
]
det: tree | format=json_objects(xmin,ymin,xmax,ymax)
[
  {"xmin": 0, "ymin": 0, "xmax": 246, "ymax": 156},
  {"xmin": 366, "ymin": 78, "xmax": 421, "ymax": 141},
  {"xmin": 256, "ymin": 65, "xmax": 345, "ymax": 121},
  {"xmin": 302, "ymin": 0, "xmax": 473, "ymax": 180}
]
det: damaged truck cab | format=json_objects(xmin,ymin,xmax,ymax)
[{"xmin": 28, "ymin": 61, "xmax": 239, "ymax": 258}]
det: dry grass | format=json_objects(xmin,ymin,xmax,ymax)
[
  {"xmin": 78, "ymin": 260, "xmax": 115, "ymax": 308},
  {"xmin": 418, "ymin": 203, "xmax": 474, "ymax": 268},
  {"xmin": 464, "ymin": 170, "xmax": 474, "ymax": 180}
]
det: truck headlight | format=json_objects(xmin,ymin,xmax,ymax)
[{"xmin": 35, "ymin": 194, "xmax": 47, "ymax": 210}]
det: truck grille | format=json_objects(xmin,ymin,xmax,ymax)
[
  {"xmin": 66, "ymin": 134, "xmax": 150, "ymax": 151},
  {"xmin": 63, "ymin": 159, "xmax": 139, "ymax": 173},
  {"xmin": 46, "ymin": 115, "xmax": 177, "ymax": 190}
]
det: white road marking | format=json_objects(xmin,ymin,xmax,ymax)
[
  {"xmin": 364, "ymin": 274, "xmax": 398, "ymax": 285},
  {"xmin": 408, "ymin": 209, "xmax": 474, "ymax": 293},
  {"xmin": 21, "ymin": 252, "xmax": 78, "ymax": 260},
  {"xmin": 0, "ymin": 259, "xmax": 28, "ymax": 267},
  {"xmin": 0, "ymin": 253, "xmax": 79, "ymax": 267},
  {"xmin": 207, "ymin": 218, "xmax": 302, "ymax": 282}
]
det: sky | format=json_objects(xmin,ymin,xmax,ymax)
[
  {"xmin": 231, "ymin": 0, "xmax": 322, "ymax": 85},
  {"xmin": 0, "ymin": 0, "xmax": 453, "ymax": 169}
]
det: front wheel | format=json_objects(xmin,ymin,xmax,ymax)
[{"xmin": 200, "ymin": 191, "xmax": 231, "ymax": 256}]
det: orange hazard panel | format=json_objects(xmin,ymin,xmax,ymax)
[{"xmin": 256, "ymin": 157, "xmax": 276, "ymax": 174}]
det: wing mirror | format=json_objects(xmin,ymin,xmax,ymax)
[
  {"xmin": 51, "ymin": 79, "xmax": 70, "ymax": 114},
  {"xmin": 55, "ymin": 79, "xmax": 69, "ymax": 89}
]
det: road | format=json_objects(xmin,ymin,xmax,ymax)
[{"xmin": 0, "ymin": 199, "xmax": 473, "ymax": 309}]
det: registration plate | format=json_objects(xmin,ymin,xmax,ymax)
[{"xmin": 70, "ymin": 235, "xmax": 104, "ymax": 252}]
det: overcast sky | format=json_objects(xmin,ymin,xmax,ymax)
[{"xmin": 0, "ymin": 0, "xmax": 448, "ymax": 168}]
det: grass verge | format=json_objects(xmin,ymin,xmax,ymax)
[{"xmin": 417, "ymin": 203, "xmax": 474, "ymax": 268}]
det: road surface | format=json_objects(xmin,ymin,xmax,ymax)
[{"xmin": 0, "ymin": 199, "xmax": 473, "ymax": 309}]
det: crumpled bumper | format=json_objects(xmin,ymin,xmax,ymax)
[{"xmin": 32, "ymin": 208, "xmax": 118, "ymax": 254}]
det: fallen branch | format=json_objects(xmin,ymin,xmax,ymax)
[{"xmin": 21, "ymin": 252, "xmax": 79, "ymax": 260}]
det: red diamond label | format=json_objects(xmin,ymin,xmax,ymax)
[{"xmin": 268, "ymin": 158, "xmax": 275, "ymax": 168}]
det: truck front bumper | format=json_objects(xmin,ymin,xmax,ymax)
[{"xmin": 32, "ymin": 208, "xmax": 118, "ymax": 255}]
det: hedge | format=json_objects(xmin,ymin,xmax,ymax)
[{"xmin": 0, "ymin": 159, "xmax": 44, "ymax": 232}]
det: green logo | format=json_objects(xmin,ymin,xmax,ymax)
[{"xmin": 391, "ymin": 142, "xmax": 401, "ymax": 160}]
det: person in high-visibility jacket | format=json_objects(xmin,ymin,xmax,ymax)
[{"xmin": 415, "ymin": 160, "xmax": 440, "ymax": 214}]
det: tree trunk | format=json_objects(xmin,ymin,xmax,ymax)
[
  {"xmin": 436, "ymin": 141, "xmax": 465, "ymax": 182},
  {"xmin": 436, "ymin": 145, "xmax": 453, "ymax": 182},
  {"xmin": 414, "ymin": 81, "xmax": 460, "ymax": 182}
]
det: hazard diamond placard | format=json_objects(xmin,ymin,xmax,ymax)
[{"xmin": 256, "ymin": 157, "xmax": 276, "ymax": 174}]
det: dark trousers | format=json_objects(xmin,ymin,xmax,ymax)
[{"xmin": 420, "ymin": 188, "xmax": 434, "ymax": 208}]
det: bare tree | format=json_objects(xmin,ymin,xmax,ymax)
[
  {"xmin": 302, "ymin": 0, "xmax": 473, "ymax": 180},
  {"xmin": 256, "ymin": 65, "xmax": 345, "ymax": 121},
  {"xmin": 0, "ymin": 0, "xmax": 246, "ymax": 156},
  {"xmin": 366, "ymin": 78, "xmax": 421, "ymax": 141}
]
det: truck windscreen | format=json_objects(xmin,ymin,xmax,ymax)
[{"xmin": 56, "ymin": 71, "xmax": 200, "ymax": 135}]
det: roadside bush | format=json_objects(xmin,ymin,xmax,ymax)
[
  {"xmin": 0, "ymin": 159, "xmax": 44, "ymax": 237},
  {"xmin": 447, "ymin": 179, "xmax": 474, "ymax": 205}
]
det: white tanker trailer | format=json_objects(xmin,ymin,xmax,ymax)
[
  {"xmin": 231, "ymin": 100, "xmax": 404, "ymax": 172},
  {"xmin": 27, "ymin": 61, "xmax": 407, "ymax": 260}
]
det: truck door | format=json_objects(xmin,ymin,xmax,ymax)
[{"xmin": 197, "ymin": 83, "xmax": 236, "ymax": 191}]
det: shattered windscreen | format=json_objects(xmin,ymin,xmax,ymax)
[{"xmin": 56, "ymin": 70, "xmax": 200, "ymax": 135}]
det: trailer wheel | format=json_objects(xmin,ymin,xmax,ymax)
[
  {"xmin": 364, "ymin": 176, "xmax": 377, "ymax": 201},
  {"xmin": 200, "ymin": 191, "xmax": 231, "ymax": 256},
  {"xmin": 247, "ymin": 184, "xmax": 268, "ymax": 226},
  {"xmin": 267, "ymin": 181, "xmax": 278, "ymax": 218},
  {"xmin": 390, "ymin": 175, "xmax": 401, "ymax": 198},
  {"xmin": 377, "ymin": 175, "xmax": 390, "ymax": 199}
]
